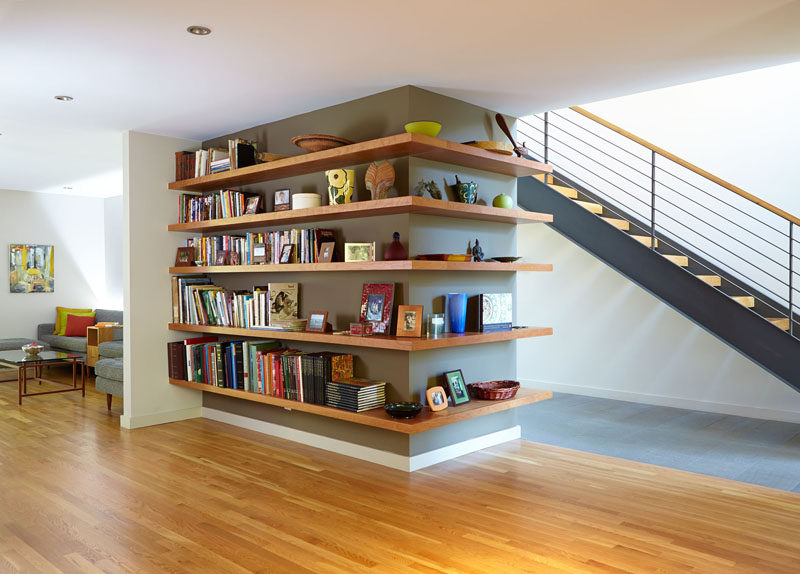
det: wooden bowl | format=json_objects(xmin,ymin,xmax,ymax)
[{"xmin": 291, "ymin": 134, "xmax": 354, "ymax": 153}]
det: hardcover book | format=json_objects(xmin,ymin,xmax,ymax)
[
  {"xmin": 479, "ymin": 293, "xmax": 512, "ymax": 332},
  {"xmin": 268, "ymin": 283, "xmax": 299, "ymax": 327}
]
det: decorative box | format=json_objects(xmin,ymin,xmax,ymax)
[{"xmin": 350, "ymin": 322, "xmax": 374, "ymax": 337}]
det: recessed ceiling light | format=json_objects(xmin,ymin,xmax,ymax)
[
  {"xmin": 186, "ymin": 25, "xmax": 211, "ymax": 36},
  {"xmin": 63, "ymin": 186, "xmax": 73, "ymax": 190},
  {"xmin": 54, "ymin": 95, "xmax": 74, "ymax": 102}
]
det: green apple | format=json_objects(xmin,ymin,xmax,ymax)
[{"xmin": 493, "ymin": 193, "xmax": 513, "ymax": 209}]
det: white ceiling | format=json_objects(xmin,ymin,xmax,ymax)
[{"xmin": 1, "ymin": 0, "xmax": 799, "ymax": 198}]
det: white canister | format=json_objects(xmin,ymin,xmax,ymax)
[{"xmin": 291, "ymin": 193, "xmax": 322, "ymax": 210}]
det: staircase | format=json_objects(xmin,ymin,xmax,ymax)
[{"xmin": 515, "ymin": 107, "xmax": 800, "ymax": 391}]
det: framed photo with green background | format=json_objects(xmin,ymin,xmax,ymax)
[{"xmin": 443, "ymin": 369, "xmax": 471, "ymax": 405}]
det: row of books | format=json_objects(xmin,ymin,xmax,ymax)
[
  {"xmin": 171, "ymin": 277, "xmax": 299, "ymax": 329},
  {"xmin": 178, "ymin": 189, "xmax": 261, "ymax": 223},
  {"xmin": 184, "ymin": 228, "xmax": 335, "ymax": 266},
  {"xmin": 174, "ymin": 139, "xmax": 257, "ymax": 181}
]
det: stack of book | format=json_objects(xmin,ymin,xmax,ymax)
[
  {"xmin": 174, "ymin": 139, "xmax": 257, "ymax": 181},
  {"xmin": 325, "ymin": 378, "xmax": 386, "ymax": 412}
]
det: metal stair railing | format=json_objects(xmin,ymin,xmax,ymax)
[{"xmin": 517, "ymin": 107, "xmax": 799, "ymax": 339}]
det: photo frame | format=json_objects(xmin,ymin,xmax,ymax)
[
  {"xmin": 306, "ymin": 311, "xmax": 329, "ymax": 332},
  {"xmin": 359, "ymin": 283, "xmax": 394, "ymax": 334},
  {"xmin": 396, "ymin": 305, "xmax": 423, "ymax": 337},
  {"xmin": 274, "ymin": 189, "xmax": 290, "ymax": 212},
  {"xmin": 228, "ymin": 251, "xmax": 240, "ymax": 266},
  {"xmin": 344, "ymin": 242, "xmax": 375, "ymax": 263},
  {"xmin": 244, "ymin": 195, "xmax": 262, "ymax": 215},
  {"xmin": 426, "ymin": 386, "xmax": 448, "ymax": 411},
  {"xmin": 443, "ymin": 369, "xmax": 471, "ymax": 406},
  {"xmin": 318, "ymin": 241, "xmax": 335, "ymax": 263},
  {"xmin": 175, "ymin": 247, "xmax": 194, "ymax": 267},
  {"xmin": 215, "ymin": 250, "xmax": 229, "ymax": 266},
  {"xmin": 279, "ymin": 244, "xmax": 294, "ymax": 264}
]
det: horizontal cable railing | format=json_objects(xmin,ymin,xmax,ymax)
[{"xmin": 518, "ymin": 107, "xmax": 799, "ymax": 339}]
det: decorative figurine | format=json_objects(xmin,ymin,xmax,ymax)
[
  {"xmin": 471, "ymin": 238, "xmax": 484, "ymax": 262},
  {"xmin": 416, "ymin": 179, "xmax": 442, "ymax": 199},
  {"xmin": 384, "ymin": 232, "xmax": 408, "ymax": 261},
  {"xmin": 365, "ymin": 161, "xmax": 395, "ymax": 200}
]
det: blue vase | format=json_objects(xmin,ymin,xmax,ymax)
[{"xmin": 447, "ymin": 293, "xmax": 467, "ymax": 333}]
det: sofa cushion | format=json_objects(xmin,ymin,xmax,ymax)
[
  {"xmin": 95, "ymin": 309, "xmax": 123, "ymax": 324},
  {"xmin": 95, "ymin": 358, "xmax": 123, "ymax": 381},
  {"xmin": 64, "ymin": 313, "xmax": 96, "ymax": 337},
  {"xmin": 54, "ymin": 307, "xmax": 93, "ymax": 335},
  {"xmin": 98, "ymin": 341, "xmax": 123, "ymax": 358},
  {"xmin": 95, "ymin": 376, "xmax": 123, "ymax": 398},
  {"xmin": 39, "ymin": 334, "xmax": 87, "ymax": 353}
]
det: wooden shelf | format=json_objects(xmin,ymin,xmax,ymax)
[
  {"xmin": 168, "ymin": 196, "xmax": 553, "ymax": 233},
  {"xmin": 169, "ymin": 133, "xmax": 552, "ymax": 192},
  {"xmin": 168, "ymin": 323, "xmax": 553, "ymax": 351},
  {"xmin": 168, "ymin": 378, "xmax": 552, "ymax": 434},
  {"xmin": 170, "ymin": 261, "xmax": 553, "ymax": 274}
]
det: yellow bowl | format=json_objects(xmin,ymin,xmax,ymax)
[{"xmin": 404, "ymin": 121, "xmax": 442, "ymax": 137}]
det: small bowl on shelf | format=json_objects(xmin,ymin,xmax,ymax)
[
  {"xmin": 193, "ymin": 260, "xmax": 206, "ymax": 267},
  {"xmin": 290, "ymin": 134, "xmax": 354, "ymax": 153},
  {"xmin": 385, "ymin": 402, "xmax": 424, "ymax": 419},
  {"xmin": 404, "ymin": 121, "xmax": 442, "ymax": 137},
  {"xmin": 21, "ymin": 343, "xmax": 44, "ymax": 357},
  {"xmin": 489, "ymin": 256, "xmax": 522, "ymax": 263}
]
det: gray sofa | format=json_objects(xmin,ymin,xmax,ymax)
[{"xmin": 37, "ymin": 309, "xmax": 123, "ymax": 358}]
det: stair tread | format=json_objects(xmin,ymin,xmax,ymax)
[
  {"xmin": 550, "ymin": 184, "xmax": 578, "ymax": 199},
  {"xmin": 767, "ymin": 318, "xmax": 790, "ymax": 330},
  {"xmin": 601, "ymin": 217, "xmax": 630, "ymax": 230},
  {"xmin": 631, "ymin": 235, "xmax": 659, "ymax": 248},
  {"xmin": 574, "ymin": 200, "xmax": 603, "ymax": 214},
  {"xmin": 697, "ymin": 275, "xmax": 722, "ymax": 287},
  {"xmin": 663, "ymin": 254, "xmax": 689, "ymax": 267},
  {"xmin": 731, "ymin": 296, "xmax": 755, "ymax": 308}
]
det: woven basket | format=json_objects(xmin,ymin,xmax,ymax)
[{"xmin": 468, "ymin": 380, "xmax": 520, "ymax": 400}]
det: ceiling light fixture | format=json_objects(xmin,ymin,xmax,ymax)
[
  {"xmin": 186, "ymin": 25, "xmax": 211, "ymax": 36},
  {"xmin": 54, "ymin": 95, "xmax": 74, "ymax": 102},
  {"xmin": 63, "ymin": 186, "xmax": 73, "ymax": 190}
]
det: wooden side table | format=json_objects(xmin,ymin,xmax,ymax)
[{"xmin": 86, "ymin": 325, "xmax": 122, "ymax": 367}]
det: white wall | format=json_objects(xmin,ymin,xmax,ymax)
[
  {"xmin": 103, "ymin": 195, "xmax": 123, "ymax": 309},
  {"xmin": 0, "ymin": 189, "xmax": 106, "ymax": 339},
  {"xmin": 122, "ymin": 130, "xmax": 202, "ymax": 429},
  {"xmin": 518, "ymin": 224, "xmax": 800, "ymax": 423}
]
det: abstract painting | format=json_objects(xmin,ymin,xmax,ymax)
[{"xmin": 9, "ymin": 244, "xmax": 54, "ymax": 293}]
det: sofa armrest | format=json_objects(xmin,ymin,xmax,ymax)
[{"xmin": 37, "ymin": 323, "xmax": 55, "ymax": 340}]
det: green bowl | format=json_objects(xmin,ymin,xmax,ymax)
[{"xmin": 404, "ymin": 121, "xmax": 442, "ymax": 137}]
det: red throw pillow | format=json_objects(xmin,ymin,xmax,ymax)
[{"xmin": 64, "ymin": 313, "xmax": 96, "ymax": 337}]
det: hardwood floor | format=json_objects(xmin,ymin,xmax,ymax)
[{"xmin": 1, "ymin": 368, "xmax": 799, "ymax": 573}]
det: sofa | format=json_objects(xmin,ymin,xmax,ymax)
[
  {"xmin": 37, "ymin": 308, "xmax": 123, "ymax": 358},
  {"xmin": 95, "ymin": 344, "xmax": 123, "ymax": 410}
]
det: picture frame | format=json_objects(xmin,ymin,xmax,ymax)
[
  {"xmin": 396, "ymin": 305, "xmax": 423, "ymax": 337},
  {"xmin": 175, "ymin": 247, "xmax": 194, "ymax": 267},
  {"xmin": 244, "ymin": 195, "xmax": 262, "ymax": 215},
  {"xmin": 305, "ymin": 311, "xmax": 329, "ymax": 332},
  {"xmin": 279, "ymin": 244, "xmax": 294, "ymax": 264},
  {"xmin": 344, "ymin": 242, "xmax": 375, "ymax": 263},
  {"xmin": 426, "ymin": 386, "xmax": 449, "ymax": 411},
  {"xmin": 215, "ymin": 250, "xmax": 229, "ymax": 266},
  {"xmin": 359, "ymin": 283, "xmax": 394, "ymax": 334},
  {"xmin": 274, "ymin": 189, "xmax": 290, "ymax": 212},
  {"xmin": 228, "ymin": 251, "xmax": 240, "ymax": 266},
  {"xmin": 318, "ymin": 241, "xmax": 335, "ymax": 263},
  {"xmin": 443, "ymin": 369, "xmax": 471, "ymax": 406}
]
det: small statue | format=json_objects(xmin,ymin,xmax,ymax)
[
  {"xmin": 416, "ymin": 179, "xmax": 442, "ymax": 200},
  {"xmin": 472, "ymin": 239, "xmax": 484, "ymax": 262}
]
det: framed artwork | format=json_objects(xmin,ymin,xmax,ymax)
[
  {"xmin": 359, "ymin": 283, "xmax": 394, "ymax": 334},
  {"xmin": 244, "ymin": 195, "xmax": 262, "ymax": 215},
  {"xmin": 279, "ymin": 244, "xmax": 294, "ymax": 264},
  {"xmin": 344, "ymin": 242, "xmax": 375, "ymax": 263},
  {"xmin": 215, "ymin": 250, "xmax": 229, "ymax": 266},
  {"xmin": 396, "ymin": 305, "xmax": 423, "ymax": 337},
  {"xmin": 443, "ymin": 369, "xmax": 471, "ymax": 406},
  {"xmin": 9, "ymin": 244, "xmax": 54, "ymax": 293},
  {"xmin": 252, "ymin": 242, "xmax": 267, "ymax": 264},
  {"xmin": 306, "ymin": 311, "xmax": 328, "ymax": 332},
  {"xmin": 318, "ymin": 241, "xmax": 335, "ymax": 263},
  {"xmin": 274, "ymin": 189, "xmax": 290, "ymax": 212},
  {"xmin": 228, "ymin": 251, "xmax": 241, "ymax": 266},
  {"xmin": 426, "ymin": 386, "xmax": 448, "ymax": 411},
  {"xmin": 174, "ymin": 247, "xmax": 193, "ymax": 268}
]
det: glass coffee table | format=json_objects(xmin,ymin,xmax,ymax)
[{"xmin": 0, "ymin": 350, "xmax": 85, "ymax": 404}]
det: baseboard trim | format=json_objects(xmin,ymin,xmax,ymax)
[
  {"xmin": 120, "ymin": 406, "xmax": 203, "ymax": 429},
  {"xmin": 202, "ymin": 407, "xmax": 520, "ymax": 471},
  {"xmin": 520, "ymin": 379, "xmax": 800, "ymax": 424}
]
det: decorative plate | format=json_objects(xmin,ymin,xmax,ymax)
[
  {"xmin": 489, "ymin": 257, "xmax": 522, "ymax": 263},
  {"xmin": 290, "ymin": 134, "xmax": 354, "ymax": 153},
  {"xmin": 416, "ymin": 254, "xmax": 473, "ymax": 262}
]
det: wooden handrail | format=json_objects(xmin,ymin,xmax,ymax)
[{"xmin": 570, "ymin": 106, "xmax": 800, "ymax": 227}]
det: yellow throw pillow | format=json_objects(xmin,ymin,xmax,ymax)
[{"xmin": 54, "ymin": 307, "xmax": 93, "ymax": 335}]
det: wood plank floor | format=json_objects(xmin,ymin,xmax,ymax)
[{"xmin": 1, "ymin": 368, "xmax": 799, "ymax": 573}]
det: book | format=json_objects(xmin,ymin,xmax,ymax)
[
  {"xmin": 167, "ymin": 341, "xmax": 186, "ymax": 380},
  {"xmin": 479, "ymin": 293, "xmax": 512, "ymax": 332},
  {"xmin": 268, "ymin": 283, "xmax": 299, "ymax": 326}
]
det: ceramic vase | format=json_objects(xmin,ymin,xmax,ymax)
[
  {"xmin": 383, "ymin": 232, "xmax": 408, "ymax": 261},
  {"xmin": 447, "ymin": 293, "xmax": 467, "ymax": 333},
  {"xmin": 326, "ymin": 169, "xmax": 354, "ymax": 205}
]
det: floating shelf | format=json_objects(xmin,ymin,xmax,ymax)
[
  {"xmin": 168, "ymin": 323, "xmax": 553, "ymax": 351},
  {"xmin": 168, "ymin": 196, "xmax": 553, "ymax": 233},
  {"xmin": 168, "ymin": 378, "xmax": 552, "ymax": 434},
  {"xmin": 170, "ymin": 261, "xmax": 553, "ymax": 274},
  {"xmin": 169, "ymin": 133, "xmax": 552, "ymax": 192}
]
